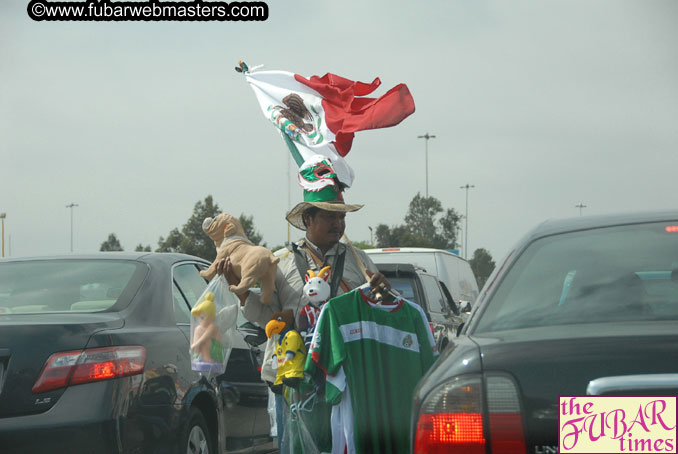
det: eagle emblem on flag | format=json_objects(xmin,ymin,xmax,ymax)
[{"xmin": 268, "ymin": 93, "xmax": 325, "ymax": 146}]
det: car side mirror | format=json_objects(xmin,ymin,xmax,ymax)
[
  {"xmin": 244, "ymin": 330, "xmax": 268, "ymax": 348},
  {"xmin": 240, "ymin": 322, "xmax": 268, "ymax": 347}
]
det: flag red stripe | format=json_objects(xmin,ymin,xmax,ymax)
[{"xmin": 295, "ymin": 73, "xmax": 415, "ymax": 157}]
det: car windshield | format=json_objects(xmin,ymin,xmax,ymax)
[
  {"xmin": 0, "ymin": 260, "xmax": 142, "ymax": 315},
  {"xmin": 474, "ymin": 221, "xmax": 678, "ymax": 333}
]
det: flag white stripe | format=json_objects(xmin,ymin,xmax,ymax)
[{"xmin": 339, "ymin": 321, "xmax": 420, "ymax": 353}]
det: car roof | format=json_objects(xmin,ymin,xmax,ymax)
[
  {"xmin": 0, "ymin": 252, "xmax": 209, "ymax": 265},
  {"xmin": 365, "ymin": 247, "xmax": 461, "ymax": 257},
  {"xmin": 376, "ymin": 262, "xmax": 437, "ymax": 276},
  {"xmin": 520, "ymin": 209, "xmax": 678, "ymax": 245}
]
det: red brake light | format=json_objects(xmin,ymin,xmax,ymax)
[
  {"xmin": 33, "ymin": 346, "xmax": 145, "ymax": 393},
  {"xmin": 415, "ymin": 413, "xmax": 485, "ymax": 454},
  {"xmin": 666, "ymin": 226, "xmax": 678, "ymax": 233},
  {"xmin": 382, "ymin": 248, "xmax": 400, "ymax": 251},
  {"xmin": 414, "ymin": 374, "xmax": 525, "ymax": 454}
]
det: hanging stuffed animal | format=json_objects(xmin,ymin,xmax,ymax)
[
  {"xmin": 298, "ymin": 266, "xmax": 331, "ymax": 348},
  {"xmin": 265, "ymin": 310, "xmax": 306, "ymax": 393},
  {"xmin": 200, "ymin": 212, "xmax": 279, "ymax": 305}
]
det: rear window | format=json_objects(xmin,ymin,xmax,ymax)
[
  {"xmin": 388, "ymin": 276, "xmax": 420, "ymax": 306},
  {"xmin": 474, "ymin": 221, "xmax": 678, "ymax": 333},
  {"xmin": 0, "ymin": 260, "xmax": 144, "ymax": 315}
]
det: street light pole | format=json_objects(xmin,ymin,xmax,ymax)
[
  {"xmin": 575, "ymin": 203, "xmax": 587, "ymax": 216},
  {"xmin": 460, "ymin": 184, "xmax": 475, "ymax": 259},
  {"xmin": 0, "ymin": 213, "xmax": 6, "ymax": 258},
  {"xmin": 66, "ymin": 203, "xmax": 78, "ymax": 252},
  {"xmin": 417, "ymin": 133, "xmax": 436, "ymax": 197}
]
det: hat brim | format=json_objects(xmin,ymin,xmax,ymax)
[{"xmin": 285, "ymin": 201, "xmax": 363, "ymax": 231}]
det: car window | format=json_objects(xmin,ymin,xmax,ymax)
[
  {"xmin": 474, "ymin": 221, "xmax": 678, "ymax": 333},
  {"xmin": 387, "ymin": 277, "xmax": 417, "ymax": 303},
  {"xmin": 420, "ymin": 274, "xmax": 446, "ymax": 313},
  {"xmin": 173, "ymin": 264, "xmax": 252, "ymax": 328},
  {"xmin": 173, "ymin": 263, "xmax": 208, "ymax": 308},
  {"xmin": 173, "ymin": 282, "xmax": 192, "ymax": 324},
  {"xmin": 439, "ymin": 281, "xmax": 460, "ymax": 315},
  {"xmin": 0, "ymin": 260, "xmax": 143, "ymax": 314}
]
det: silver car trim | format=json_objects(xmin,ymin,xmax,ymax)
[{"xmin": 587, "ymin": 374, "xmax": 678, "ymax": 395}]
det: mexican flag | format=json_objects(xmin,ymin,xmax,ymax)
[{"xmin": 244, "ymin": 69, "xmax": 415, "ymax": 188}]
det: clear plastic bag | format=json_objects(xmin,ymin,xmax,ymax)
[
  {"xmin": 190, "ymin": 275, "xmax": 238, "ymax": 376},
  {"xmin": 268, "ymin": 387, "xmax": 278, "ymax": 438}
]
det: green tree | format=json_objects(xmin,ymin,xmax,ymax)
[
  {"xmin": 239, "ymin": 214, "xmax": 264, "ymax": 246},
  {"xmin": 156, "ymin": 228, "xmax": 184, "ymax": 253},
  {"xmin": 135, "ymin": 244, "xmax": 152, "ymax": 252},
  {"xmin": 469, "ymin": 248, "xmax": 496, "ymax": 289},
  {"xmin": 350, "ymin": 240, "xmax": 373, "ymax": 250},
  {"xmin": 156, "ymin": 196, "xmax": 266, "ymax": 261},
  {"xmin": 100, "ymin": 233, "xmax": 124, "ymax": 251},
  {"xmin": 375, "ymin": 193, "xmax": 462, "ymax": 249}
]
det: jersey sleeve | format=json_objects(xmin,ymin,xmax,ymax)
[
  {"xmin": 406, "ymin": 301, "xmax": 439, "ymax": 372},
  {"xmin": 305, "ymin": 302, "xmax": 346, "ymax": 378}
]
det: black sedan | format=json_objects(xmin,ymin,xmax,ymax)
[
  {"xmin": 411, "ymin": 210, "xmax": 678, "ymax": 453},
  {"xmin": 0, "ymin": 252, "xmax": 275, "ymax": 454}
]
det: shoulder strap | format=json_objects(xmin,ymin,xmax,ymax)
[{"xmin": 293, "ymin": 242, "xmax": 351, "ymax": 296}]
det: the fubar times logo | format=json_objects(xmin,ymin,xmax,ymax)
[{"xmin": 559, "ymin": 396, "xmax": 677, "ymax": 453}]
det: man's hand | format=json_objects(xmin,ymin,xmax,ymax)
[
  {"xmin": 366, "ymin": 269, "xmax": 391, "ymax": 292},
  {"xmin": 216, "ymin": 258, "xmax": 248, "ymax": 305}
]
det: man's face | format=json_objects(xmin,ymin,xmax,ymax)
[{"xmin": 305, "ymin": 209, "xmax": 346, "ymax": 249}]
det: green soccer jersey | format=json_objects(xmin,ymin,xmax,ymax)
[{"xmin": 305, "ymin": 288, "xmax": 438, "ymax": 454}]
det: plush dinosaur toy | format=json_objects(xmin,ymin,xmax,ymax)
[
  {"xmin": 200, "ymin": 212, "xmax": 279, "ymax": 305},
  {"xmin": 265, "ymin": 310, "xmax": 306, "ymax": 393},
  {"xmin": 298, "ymin": 266, "xmax": 331, "ymax": 348}
]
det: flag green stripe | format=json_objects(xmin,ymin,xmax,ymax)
[{"xmin": 283, "ymin": 133, "xmax": 305, "ymax": 167}]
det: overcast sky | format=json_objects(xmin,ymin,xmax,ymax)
[{"xmin": 1, "ymin": 0, "xmax": 676, "ymax": 263}]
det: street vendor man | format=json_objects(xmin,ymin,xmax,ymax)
[
  {"xmin": 215, "ymin": 155, "xmax": 390, "ymax": 329},
  {"xmin": 215, "ymin": 155, "xmax": 390, "ymax": 453}
]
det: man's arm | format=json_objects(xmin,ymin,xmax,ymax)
[{"xmin": 215, "ymin": 257, "xmax": 280, "ymax": 328}]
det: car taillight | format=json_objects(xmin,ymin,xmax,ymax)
[
  {"xmin": 415, "ymin": 375, "xmax": 486, "ymax": 454},
  {"xmin": 486, "ymin": 375, "xmax": 526, "ymax": 453},
  {"xmin": 414, "ymin": 374, "xmax": 525, "ymax": 454},
  {"xmin": 32, "ymin": 346, "xmax": 145, "ymax": 394}
]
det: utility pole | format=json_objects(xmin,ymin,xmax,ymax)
[
  {"xmin": 368, "ymin": 226, "xmax": 374, "ymax": 247},
  {"xmin": 417, "ymin": 133, "xmax": 436, "ymax": 197},
  {"xmin": 66, "ymin": 203, "xmax": 78, "ymax": 252},
  {"xmin": 0, "ymin": 213, "xmax": 5, "ymax": 258},
  {"xmin": 575, "ymin": 203, "xmax": 587, "ymax": 216},
  {"xmin": 460, "ymin": 184, "xmax": 475, "ymax": 259}
]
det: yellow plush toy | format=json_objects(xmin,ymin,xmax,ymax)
[
  {"xmin": 200, "ymin": 212, "xmax": 279, "ymax": 305},
  {"xmin": 265, "ymin": 310, "xmax": 306, "ymax": 393}
]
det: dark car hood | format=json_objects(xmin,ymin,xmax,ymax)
[
  {"xmin": 0, "ymin": 313, "xmax": 123, "ymax": 418},
  {"xmin": 471, "ymin": 321, "xmax": 678, "ymax": 450}
]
